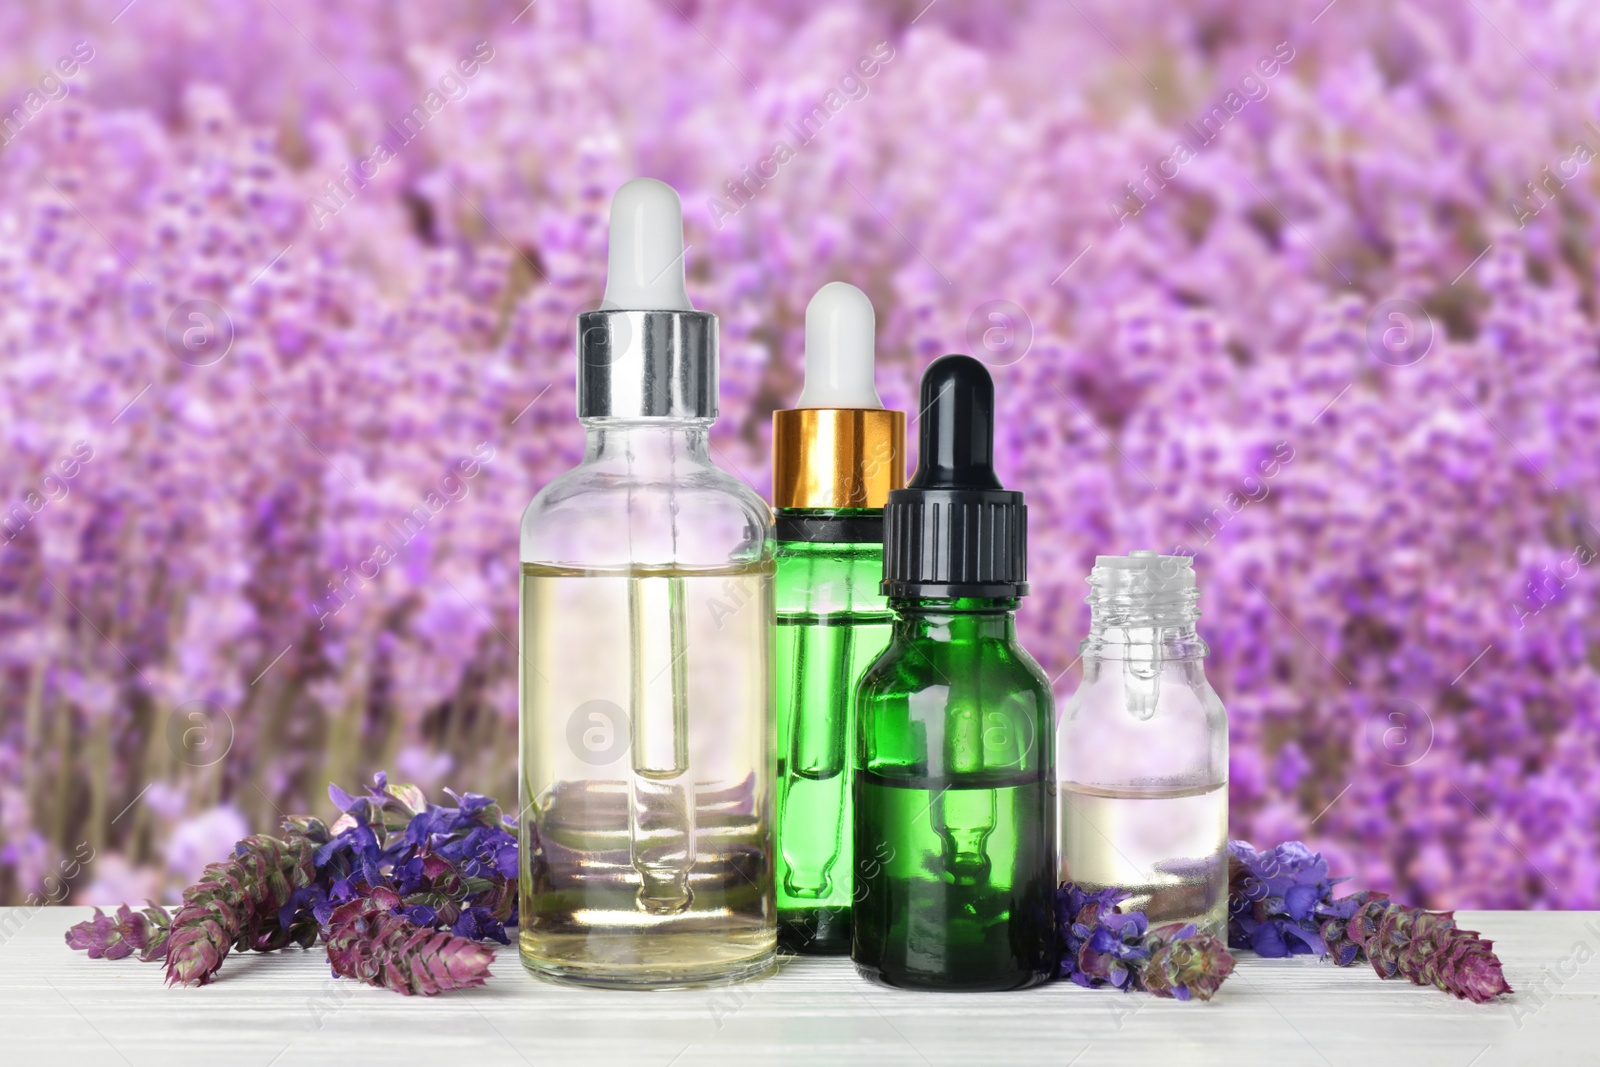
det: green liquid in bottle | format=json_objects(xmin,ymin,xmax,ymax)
[
  {"xmin": 854, "ymin": 771, "xmax": 1054, "ymax": 990},
  {"xmin": 775, "ymin": 526, "xmax": 891, "ymax": 953},
  {"xmin": 851, "ymin": 598, "xmax": 1056, "ymax": 990}
]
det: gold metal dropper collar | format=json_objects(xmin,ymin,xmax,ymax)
[{"xmin": 771, "ymin": 407, "xmax": 906, "ymax": 509}]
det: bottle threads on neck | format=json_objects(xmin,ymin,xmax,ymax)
[{"xmin": 1086, "ymin": 550, "xmax": 1200, "ymax": 630}]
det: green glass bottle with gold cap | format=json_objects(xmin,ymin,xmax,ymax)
[{"xmin": 771, "ymin": 282, "xmax": 905, "ymax": 954}]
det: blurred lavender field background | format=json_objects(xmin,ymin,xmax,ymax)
[{"xmin": 1, "ymin": 0, "xmax": 1596, "ymax": 910}]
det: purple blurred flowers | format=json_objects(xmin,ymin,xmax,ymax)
[{"xmin": 1, "ymin": 0, "xmax": 1597, "ymax": 912}]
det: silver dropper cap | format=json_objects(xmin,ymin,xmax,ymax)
[{"xmin": 577, "ymin": 179, "xmax": 717, "ymax": 420}]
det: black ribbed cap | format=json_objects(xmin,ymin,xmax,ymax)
[{"xmin": 881, "ymin": 355, "xmax": 1028, "ymax": 599}]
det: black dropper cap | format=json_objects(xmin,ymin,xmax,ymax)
[{"xmin": 881, "ymin": 355, "xmax": 1028, "ymax": 599}]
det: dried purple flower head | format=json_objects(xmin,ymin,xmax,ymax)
[
  {"xmin": 64, "ymin": 904, "xmax": 172, "ymax": 961},
  {"xmin": 1227, "ymin": 838, "xmax": 1351, "ymax": 957},
  {"xmin": 1054, "ymin": 883, "xmax": 1234, "ymax": 1001},
  {"xmin": 1141, "ymin": 922, "xmax": 1237, "ymax": 1002},
  {"xmin": 164, "ymin": 831, "xmax": 321, "ymax": 986},
  {"xmin": 1056, "ymin": 883, "xmax": 1150, "ymax": 989},
  {"xmin": 65, "ymin": 909, "xmax": 120, "ymax": 958},
  {"xmin": 324, "ymin": 887, "xmax": 494, "ymax": 996},
  {"xmin": 311, "ymin": 773, "xmax": 517, "ymax": 941},
  {"xmin": 1321, "ymin": 890, "xmax": 1512, "ymax": 1004},
  {"xmin": 1230, "ymin": 840, "xmax": 1512, "ymax": 1003}
]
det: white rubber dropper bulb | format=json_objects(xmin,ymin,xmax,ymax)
[
  {"xmin": 797, "ymin": 281, "xmax": 882, "ymax": 408},
  {"xmin": 602, "ymin": 178, "xmax": 693, "ymax": 310}
]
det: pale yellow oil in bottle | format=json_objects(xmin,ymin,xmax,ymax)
[{"xmin": 518, "ymin": 561, "xmax": 776, "ymax": 987}]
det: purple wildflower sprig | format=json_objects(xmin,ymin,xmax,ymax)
[
  {"xmin": 66, "ymin": 774, "xmax": 517, "ymax": 994},
  {"xmin": 1054, "ymin": 883, "xmax": 1237, "ymax": 1001},
  {"xmin": 64, "ymin": 903, "xmax": 173, "ymax": 962},
  {"xmin": 1226, "ymin": 841, "xmax": 1353, "ymax": 958},
  {"xmin": 1228, "ymin": 840, "xmax": 1512, "ymax": 1004},
  {"xmin": 306, "ymin": 773, "xmax": 518, "ymax": 942}
]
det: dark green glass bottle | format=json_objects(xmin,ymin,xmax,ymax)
[
  {"xmin": 770, "ymin": 283, "xmax": 906, "ymax": 954},
  {"xmin": 852, "ymin": 354, "xmax": 1055, "ymax": 991}
]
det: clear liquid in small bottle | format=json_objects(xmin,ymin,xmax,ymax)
[{"xmin": 1059, "ymin": 780, "xmax": 1227, "ymax": 938}]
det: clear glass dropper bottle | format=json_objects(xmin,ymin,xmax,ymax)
[
  {"xmin": 852, "ymin": 355, "xmax": 1056, "ymax": 991},
  {"xmin": 518, "ymin": 179, "xmax": 777, "ymax": 987},
  {"xmin": 771, "ymin": 282, "xmax": 905, "ymax": 954},
  {"xmin": 1056, "ymin": 552, "xmax": 1229, "ymax": 939}
]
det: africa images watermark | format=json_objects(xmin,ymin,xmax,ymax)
[
  {"xmin": 3, "ymin": 441, "xmax": 95, "ymax": 542},
  {"xmin": 1508, "ymin": 118, "xmax": 1600, "ymax": 230},
  {"xmin": 312, "ymin": 442, "xmax": 496, "ymax": 628},
  {"xmin": 706, "ymin": 41, "xmax": 896, "ymax": 229},
  {"xmin": 708, "ymin": 569, "xmax": 767, "ymax": 630},
  {"xmin": 0, "ymin": 841, "xmax": 96, "ymax": 947},
  {"xmin": 306, "ymin": 41, "xmax": 495, "ymax": 229},
  {"xmin": 1511, "ymin": 538, "xmax": 1596, "ymax": 629},
  {"xmin": 1109, "ymin": 41, "xmax": 1297, "ymax": 228},
  {"xmin": 1512, "ymin": 915, "xmax": 1600, "ymax": 1029},
  {"xmin": 1167, "ymin": 441, "xmax": 1296, "ymax": 562},
  {"xmin": 1, "ymin": 39, "xmax": 95, "ymax": 147}
]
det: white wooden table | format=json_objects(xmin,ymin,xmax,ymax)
[{"xmin": 0, "ymin": 909, "xmax": 1593, "ymax": 1066}]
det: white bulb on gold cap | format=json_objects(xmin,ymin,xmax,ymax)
[{"xmin": 797, "ymin": 281, "xmax": 882, "ymax": 409}]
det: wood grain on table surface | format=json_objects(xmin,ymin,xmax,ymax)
[{"xmin": 0, "ymin": 909, "xmax": 1595, "ymax": 1066}]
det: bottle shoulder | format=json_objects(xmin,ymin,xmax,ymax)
[
  {"xmin": 774, "ymin": 537, "xmax": 888, "ymax": 613},
  {"xmin": 520, "ymin": 457, "xmax": 773, "ymax": 568},
  {"xmin": 860, "ymin": 634, "xmax": 1054, "ymax": 709},
  {"xmin": 1056, "ymin": 659, "xmax": 1227, "ymax": 787},
  {"xmin": 856, "ymin": 633, "xmax": 1054, "ymax": 781},
  {"xmin": 855, "ymin": 673, "xmax": 1056, "ymax": 741},
  {"xmin": 1058, "ymin": 659, "xmax": 1226, "ymax": 724}
]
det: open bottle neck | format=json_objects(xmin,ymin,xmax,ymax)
[
  {"xmin": 1080, "ymin": 621, "xmax": 1209, "ymax": 662},
  {"xmin": 1082, "ymin": 586, "xmax": 1207, "ymax": 659},
  {"xmin": 1081, "ymin": 554, "xmax": 1206, "ymax": 660}
]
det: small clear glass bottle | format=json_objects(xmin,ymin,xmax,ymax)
[
  {"xmin": 518, "ymin": 179, "xmax": 776, "ymax": 988},
  {"xmin": 1056, "ymin": 552, "xmax": 1229, "ymax": 939}
]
